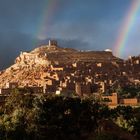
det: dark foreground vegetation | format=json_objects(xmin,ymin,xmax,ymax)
[{"xmin": 0, "ymin": 91, "xmax": 140, "ymax": 140}]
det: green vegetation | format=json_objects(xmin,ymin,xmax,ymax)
[
  {"xmin": 117, "ymin": 85, "xmax": 140, "ymax": 98},
  {"xmin": 0, "ymin": 92, "xmax": 140, "ymax": 139}
]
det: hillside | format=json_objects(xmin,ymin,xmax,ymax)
[{"xmin": 0, "ymin": 40, "xmax": 122, "ymax": 88}]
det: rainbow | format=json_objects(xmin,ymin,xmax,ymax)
[
  {"xmin": 37, "ymin": 0, "xmax": 59, "ymax": 40},
  {"xmin": 114, "ymin": 1, "xmax": 140, "ymax": 58}
]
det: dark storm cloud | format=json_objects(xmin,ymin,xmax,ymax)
[
  {"xmin": 0, "ymin": 31, "xmax": 34, "ymax": 70},
  {"xmin": 0, "ymin": 0, "xmax": 46, "ymax": 70},
  {"xmin": 57, "ymin": 39, "xmax": 90, "ymax": 50}
]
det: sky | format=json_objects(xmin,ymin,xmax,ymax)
[{"xmin": 0, "ymin": 0, "xmax": 140, "ymax": 70}]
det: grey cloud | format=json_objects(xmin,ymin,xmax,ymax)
[{"xmin": 0, "ymin": 31, "xmax": 35, "ymax": 70}]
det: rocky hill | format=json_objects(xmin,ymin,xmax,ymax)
[{"xmin": 0, "ymin": 40, "xmax": 122, "ymax": 88}]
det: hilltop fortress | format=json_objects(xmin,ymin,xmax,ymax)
[{"xmin": 15, "ymin": 40, "xmax": 122, "ymax": 66}]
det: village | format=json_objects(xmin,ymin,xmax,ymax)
[{"xmin": 0, "ymin": 40, "xmax": 140, "ymax": 107}]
